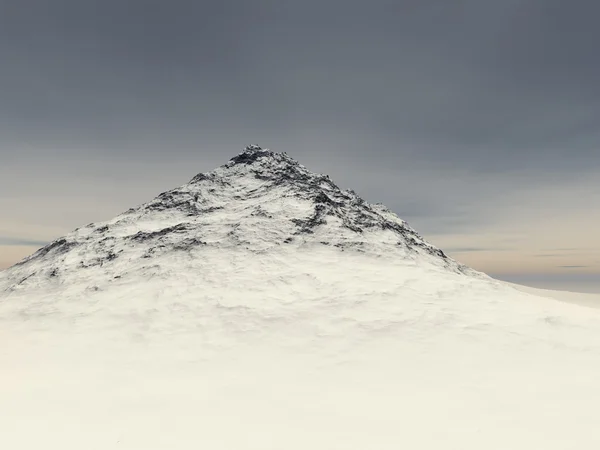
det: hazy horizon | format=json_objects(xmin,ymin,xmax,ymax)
[{"xmin": 1, "ymin": 0, "xmax": 598, "ymax": 292}]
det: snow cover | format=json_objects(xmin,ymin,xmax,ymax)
[{"xmin": 1, "ymin": 146, "xmax": 600, "ymax": 449}]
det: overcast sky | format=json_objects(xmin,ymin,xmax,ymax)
[{"xmin": 1, "ymin": 0, "xmax": 599, "ymax": 291}]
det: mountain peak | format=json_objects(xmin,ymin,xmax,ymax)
[
  {"xmin": 228, "ymin": 145, "xmax": 295, "ymax": 167},
  {"xmin": 230, "ymin": 144, "xmax": 271, "ymax": 163},
  {"xmin": 243, "ymin": 144, "xmax": 265, "ymax": 152},
  {"xmin": 191, "ymin": 145, "xmax": 309, "ymax": 187}
]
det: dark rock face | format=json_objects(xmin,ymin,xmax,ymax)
[
  {"xmin": 292, "ymin": 205, "xmax": 329, "ymax": 234},
  {"xmin": 14, "ymin": 238, "xmax": 78, "ymax": 267},
  {"xmin": 314, "ymin": 192, "xmax": 343, "ymax": 207},
  {"xmin": 130, "ymin": 224, "xmax": 192, "ymax": 243},
  {"xmin": 145, "ymin": 190, "xmax": 201, "ymax": 215},
  {"xmin": 36, "ymin": 238, "xmax": 76, "ymax": 257},
  {"xmin": 173, "ymin": 238, "xmax": 207, "ymax": 251},
  {"xmin": 229, "ymin": 145, "xmax": 270, "ymax": 165}
]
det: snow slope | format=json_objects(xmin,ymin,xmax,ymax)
[
  {"xmin": 1, "ymin": 146, "xmax": 600, "ymax": 449},
  {"xmin": 512, "ymin": 283, "xmax": 600, "ymax": 309}
]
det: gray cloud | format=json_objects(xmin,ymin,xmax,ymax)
[{"xmin": 1, "ymin": 0, "xmax": 599, "ymax": 170}]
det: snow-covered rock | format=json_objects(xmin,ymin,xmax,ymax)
[{"xmin": 0, "ymin": 145, "xmax": 477, "ymax": 298}]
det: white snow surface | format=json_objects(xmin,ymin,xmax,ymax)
[{"xmin": 1, "ymin": 147, "xmax": 600, "ymax": 449}]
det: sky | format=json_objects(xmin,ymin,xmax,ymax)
[{"xmin": 1, "ymin": 0, "xmax": 599, "ymax": 291}]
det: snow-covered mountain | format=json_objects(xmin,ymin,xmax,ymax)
[
  {"xmin": 1, "ymin": 145, "xmax": 476, "ymax": 298},
  {"xmin": 2, "ymin": 146, "xmax": 600, "ymax": 450}
]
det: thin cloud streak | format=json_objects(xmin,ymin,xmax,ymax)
[{"xmin": 0, "ymin": 237, "xmax": 49, "ymax": 247}]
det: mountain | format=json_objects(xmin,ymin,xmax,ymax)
[
  {"xmin": 0, "ymin": 145, "xmax": 477, "ymax": 298},
  {"xmin": 2, "ymin": 146, "xmax": 600, "ymax": 450}
]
